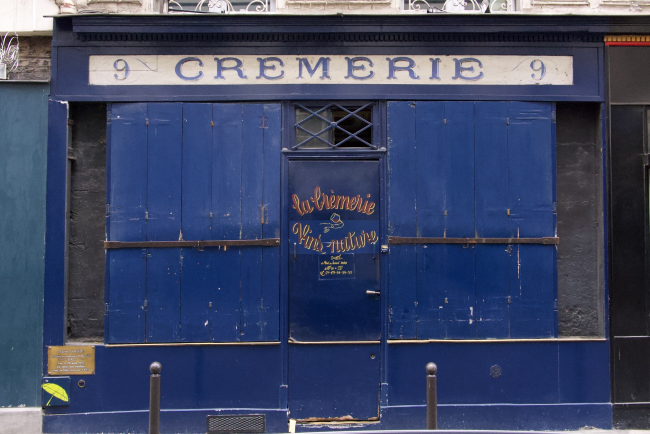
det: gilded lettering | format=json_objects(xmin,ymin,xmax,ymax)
[
  {"xmin": 292, "ymin": 222, "xmax": 323, "ymax": 253},
  {"xmin": 292, "ymin": 194, "xmax": 305, "ymax": 216},
  {"xmin": 313, "ymin": 186, "xmax": 324, "ymax": 211},
  {"xmin": 293, "ymin": 187, "xmax": 376, "ymax": 216}
]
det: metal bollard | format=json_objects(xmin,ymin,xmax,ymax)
[
  {"xmin": 149, "ymin": 362, "xmax": 162, "ymax": 434},
  {"xmin": 426, "ymin": 362, "xmax": 437, "ymax": 430}
]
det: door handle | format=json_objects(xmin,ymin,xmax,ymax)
[{"xmin": 366, "ymin": 290, "xmax": 381, "ymax": 296}]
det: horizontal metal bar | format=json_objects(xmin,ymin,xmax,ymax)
[
  {"xmin": 288, "ymin": 340, "xmax": 380, "ymax": 345},
  {"xmin": 106, "ymin": 341, "xmax": 281, "ymax": 347},
  {"xmin": 387, "ymin": 337, "xmax": 605, "ymax": 344},
  {"xmin": 388, "ymin": 236, "xmax": 559, "ymax": 245},
  {"xmin": 104, "ymin": 239, "xmax": 280, "ymax": 249}
]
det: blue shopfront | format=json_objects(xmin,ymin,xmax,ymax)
[{"xmin": 43, "ymin": 15, "xmax": 610, "ymax": 433}]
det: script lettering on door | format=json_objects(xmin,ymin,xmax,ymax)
[{"xmin": 292, "ymin": 186, "xmax": 378, "ymax": 257}]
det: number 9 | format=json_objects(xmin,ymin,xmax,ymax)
[
  {"xmin": 530, "ymin": 59, "xmax": 546, "ymax": 81},
  {"xmin": 113, "ymin": 59, "xmax": 130, "ymax": 80}
]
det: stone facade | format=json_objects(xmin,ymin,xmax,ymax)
[{"xmin": 7, "ymin": 37, "xmax": 51, "ymax": 82}]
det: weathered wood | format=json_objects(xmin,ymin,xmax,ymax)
[
  {"xmin": 387, "ymin": 101, "xmax": 417, "ymax": 340},
  {"xmin": 146, "ymin": 103, "xmax": 183, "ymax": 343},
  {"xmin": 180, "ymin": 103, "xmax": 213, "ymax": 343},
  {"xmin": 107, "ymin": 103, "xmax": 147, "ymax": 344}
]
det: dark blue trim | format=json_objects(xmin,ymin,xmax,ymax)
[
  {"xmin": 378, "ymin": 101, "xmax": 389, "ymax": 406},
  {"xmin": 43, "ymin": 404, "xmax": 612, "ymax": 432},
  {"xmin": 52, "ymin": 44, "xmax": 603, "ymax": 102},
  {"xmin": 551, "ymin": 102, "xmax": 559, "ymax": 338},
  {"xmin": 104, "ymin": 102, "xmax": 112, "ymax": 341},
  {"xmin": 377, "ymin": 404, "xmax": 612, "ymax": 430},
  {"xmin": 59, "ymin": 14, "xmax": 617, "ymax": 35},
  {"xmin": 43, "ymin": 100, "xmax": 68, "ymax": 349},
  {"xmin": 44, "ymin": 408, "xmax": 288, "ymax": 434}
]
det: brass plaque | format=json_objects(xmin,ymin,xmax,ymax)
[{"xmin": 47, "ymin": 346, "xmax": 95, "ymax": 376}]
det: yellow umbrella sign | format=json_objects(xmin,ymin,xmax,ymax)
[{"xmin": 42, "ymin": 383, "xmax": 69, "ymax": 406}]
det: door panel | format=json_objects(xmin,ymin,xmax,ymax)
[
  {"xmin": 287, "ymin": 159, "xmax": 381, "ymax": 421},
  {"xmin": 288, "ymin": 160, "xmax": 380, "ymax": 342},
  {"xmin": 288, "ymin": 344, "xmax": 380, "ymax": 421}
]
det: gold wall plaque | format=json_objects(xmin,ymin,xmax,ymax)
[{"xmin": 47, "ymin": 346, "xmax": 95, "ymax": 376}]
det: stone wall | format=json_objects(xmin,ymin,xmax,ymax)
[{"xmin": 7, "ymin": 36, "xmax": 51, "ymax": 81}]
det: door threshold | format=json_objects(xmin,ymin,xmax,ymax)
[{"xmin": 296, "ymin": 419, "xmax": 380, "ymax": 425}]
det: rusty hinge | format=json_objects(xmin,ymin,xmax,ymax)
[
  {"xmin": 210, "ymin": 121, "xmax": 214, "ymax": 127},
  {"xmin": 146, "ymin": 118, "xmax": 149, "ymax": 126},
  {"xmin": 506, "ymin": 117, "xmax": 510, "ymax": 126},
  {"xmin": 67, "ymin": 119, "xmax": 75, "ymax": 126},
  {"xmin": 643, "ymin": 154, "xmax": 650, "ymax": 167},
  {"xmin": 145, "ymin": 210, "xmax": 149, "ymax": 220},
  {"xmin": 443, "ymin": 119, "xmax": 447, "ymax": 124}
]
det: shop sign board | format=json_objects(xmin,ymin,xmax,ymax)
[{"xmin": 89, "ymin": 54, "xmax": 573, "ymax": 86}]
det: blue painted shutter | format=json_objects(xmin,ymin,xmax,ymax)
[
  {"xmin": 146, "ymin": 103, "xmax": 183, "ymax": 343},
  {"xmin": 387, "ymin": 101, "xmax": 418, "ymax": 339},
  {"xmin": 107, "ymin": 103, "xmax": 281, "ymax": 343},
  {"xmin": 180, "ymin": 103, "xmax": 213, "ymax": 342},
  {"xmin": 506, "ymin": 102, "xmax": 556, "ymax": 338},
  {"xmin": 107, "ymin": 103, "xmax": 147, "ymax": 344},
  {"xmin": 387, "ymin": 101, "xmax": 557, "ymax": 340},
  {"xmin": 475, "ymin": 101, "xmax": 510, "ymax": 339}
]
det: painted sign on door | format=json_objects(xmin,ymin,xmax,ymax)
[
  {"xmin": 288, "ymin": 160, "xmax": 381, "ymax": 341},
  {"xmin": 288, "ymin": 159, "xmax": 381, "ymax": 422}
]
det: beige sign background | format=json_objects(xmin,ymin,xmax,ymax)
[{"xmin": 89, "ymin": 54, "xmax": 573, "ymax": 86}]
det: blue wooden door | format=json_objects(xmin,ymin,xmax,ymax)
[{"xmin": 288, "ymin": 159, "xmax": 381, "ymax": 421}]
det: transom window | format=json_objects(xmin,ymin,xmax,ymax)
[{"xmin": 293, "ymin": 103, "xmax": 376, "ymax": 150}]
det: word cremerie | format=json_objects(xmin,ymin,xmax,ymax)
[
  {"xmin": 89, "ymin": 55, "xmax": 574, "ymax": 86},
  {"xmin": 292, "ymin": 187, "xmax": 376, "ymax": 216}
]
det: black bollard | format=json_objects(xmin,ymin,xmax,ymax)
[
  {"xmin": 426, "ymin": 362, "xmax": 437, "ymax": 430},
  {"xmin": 149, "ymin": 362, "xmax": 162, "ymax": 434}
]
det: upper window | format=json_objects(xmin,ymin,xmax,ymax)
[
  {"xmin": 170, "ymin": 0, "xmax": 273, "ymax": 12},
  {"xmin": 405, "ymin": 0, "xmax": 518, "ymax": 12},
  {"xmin": 293, "ymin": 103, "xmax": 376, "ymax": 150}
]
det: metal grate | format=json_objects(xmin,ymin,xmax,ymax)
[
  {"xmin": 293, "ymin": 103, "xmax": 376, "ymax": 150},
  {"xmin": 207, "ymin": 414, "xmax": 266, "ymax": 434}
]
